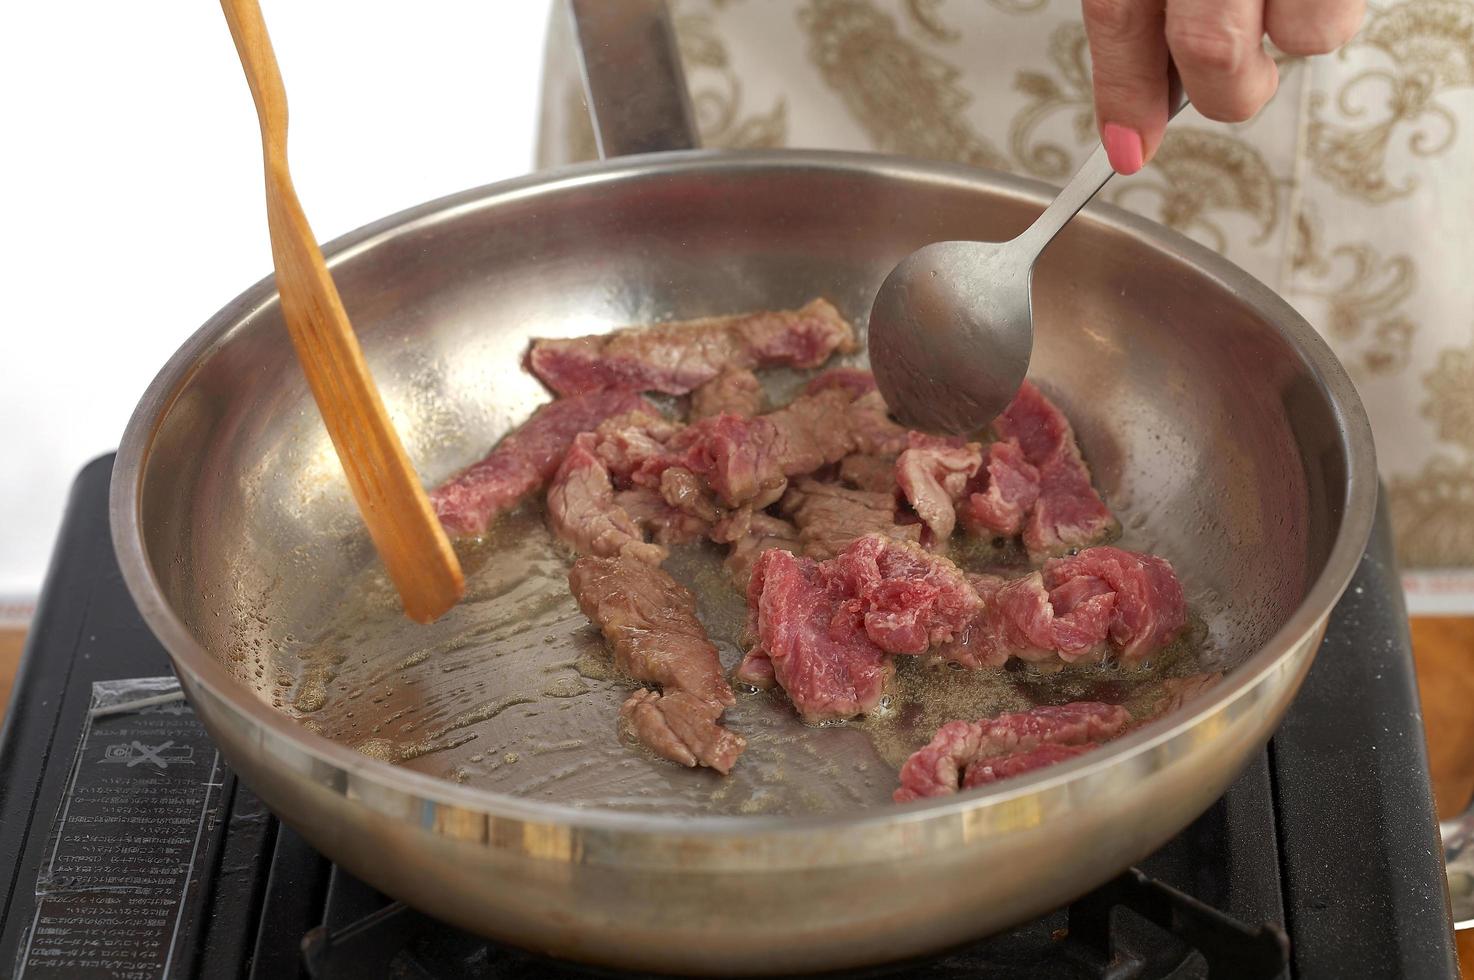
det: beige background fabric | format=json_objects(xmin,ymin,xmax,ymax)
[{"xmin": 538, "ymin": 0, "xmax": 1474, "ymax": 571}]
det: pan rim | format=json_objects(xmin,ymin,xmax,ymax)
[{"xmin": 110, "ymin": 147, "xmax": 1377, "ymax": 847}]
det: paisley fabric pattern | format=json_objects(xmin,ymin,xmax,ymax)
[{"xmin": 536, "ymin": 0, "xmax": 1474, "ymax": 570}]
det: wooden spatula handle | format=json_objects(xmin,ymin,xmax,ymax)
[{"xmin": 221, "ymin": 0, "xmax": 464, "ymax": 623}]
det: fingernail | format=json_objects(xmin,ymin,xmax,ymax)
[{"xmin": 1102, "ymin": 123, "xmax": 1144, "ymax": 175}]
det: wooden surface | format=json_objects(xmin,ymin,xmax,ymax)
[
  {"xmin": 0, "ymin": 617, "xmax": 1468, "ymax": 966},
  {"xmin": 1411, "ymin": 617, "xmax": 1474, "ymax": 976},
  {"xmin": 0, "ymin": 630, "xmax": 22, "ymax": 724}
]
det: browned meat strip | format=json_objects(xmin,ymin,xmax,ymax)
[
  {"xmin": 846, "ymin": 391, "xmax": 910, "ymax": 456},
  {"xmin": 529, "ymin": 299, "xmax": 857, "ymax": 396},
  {"xmin": 569, "ymin": 556, "xmax": 745, "ymax": 772},
  {"xmin": 618, "ymin": 689, "xmax": 746, "ymax": 774},
  {"xmin": 691, "ymin": 368, "xmax": 764, "ymax": 420},
  {"xmin": 839, "ymin": 453, "xmax": 898, "ymax": 493},
  {"xmin": 781, "ymin": 479, "xmax": 920, "ymax": 559},
  {"xmin": 615, "ymin": 487, "xmax": 709, "ymax": 546},
  {"xmin": 546, "ymin": 434, "xmax": 666, "ymax": 564},
  {"xmin": 569, "ymin": 555, "xmax": 735, "ymax": 707}
]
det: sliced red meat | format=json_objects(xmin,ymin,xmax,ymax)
[
  {"xmin": 619, "ymin": 689, "xmax": 746, "ymax": 774},
  {"xmin": 896, "ymin": 432, "xmax": 983, "ymax": 547},
  {"xmin": 674, "ymin": 388, "xmax": 858, "ymax": 507},
  {"xmin": 781, "ymin": 479, "xmax": 920, "ymax": 560},
  {"xmin": 546, "ymin": 434, "xmax": 666, "ymax": 564},
  {"xmin": 805, "ymin": 367, "xmax": 878, "ymax": 400},
  {"xmin": 691, "ymin": 368, "xmax": 764, "ymax": 420},
  {"xmin": 589, "ymin": 411, "xmax": 684, "ymax": 487},
  {"xmin": 939, "ymin": 546, "xmax": 1183, "ymax": 669},
  {"xmin": 528, "ymin": 299, "xmax": 857, "ymax": 396},
  {"xmin": 826, "ymin": 535, "xmax": 980, "ymax": 655},
  {"xmin": 959, "ymin": 439, "xmax": 1041, "ymax": 537},
  {"xmin": 993, "ymin": 382, "xmax": 1117, "ymax": 558},
  {"xmin": 745, "ymin": 549, "xmax": 894, "ymax": 723},
  {"xmin": 960, "ymin": 741, "xmax": 1100, "ymax": 788},
  {"xmin": 893, "ymin": 702, "xmax": 1131, "ymax": 802},
  {"xmin": 1044, "ymin": 547, "xmax": 1187, "ymax": 664},
  {"xmin": 1047, "ymin": 576, "xmax": 1119, "ymax": 656},
  {"xmin": 569, "ymin": 556, "xmax": 744, "ymax": 773},
  {"xmin": 431, "ymin": 390, "xmax": 654, "ymax": 537}
]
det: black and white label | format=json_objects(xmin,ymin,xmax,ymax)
[{"xmin": 17, "ymin": 678, "xmax": 224, "ymax": 979}]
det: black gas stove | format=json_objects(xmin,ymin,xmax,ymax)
[{"xmin": 0, "ymin": 457, "xmax": 1457, "ymax": 979}]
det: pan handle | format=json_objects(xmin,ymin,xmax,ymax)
[{"xmin": 567, "ymin": 0, "xmax": 700, "ymax": 160}]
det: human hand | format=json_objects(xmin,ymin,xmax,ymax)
[{"xmin": 1081, "ymin": 0, "xmax": 1365, "ymax": 174}]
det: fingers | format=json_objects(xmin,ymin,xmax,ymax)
[
  {"xmin": 1081, "ymin": 0, "xmax": 1171, "ymax": 174},
  {"xmin": 1165, "ymin": 0, "xmax": 1279, "ymax": 122},
  {"xmin": 1264, "ymin": 0, "xmax": 1365, "ymax": 56}
]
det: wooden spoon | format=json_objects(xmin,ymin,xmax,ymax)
[{"xmin": 220, "ymin": 0, "xmax": 464, "ymax": 623}]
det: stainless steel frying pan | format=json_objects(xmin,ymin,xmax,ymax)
[{"xmin": 110, "ymin": 1, "xmax": 1377, "ymax": 974}]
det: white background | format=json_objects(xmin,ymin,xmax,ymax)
[{"xmin": 0, "ymin": 2, "xmax": 553, "ymax": 607}]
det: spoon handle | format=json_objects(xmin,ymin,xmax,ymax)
[{"xmin": 1012, "ymin": 62, "xmax": 1190, "ymax": 262}]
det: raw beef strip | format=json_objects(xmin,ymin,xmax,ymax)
[
  {"xmin": 936, "ymin": 572, "xmax": 1111, "ymax": 670},
  {"xmin": 691, "ymin": 368, "xmax": 764, "ymax": 420},
  {"xmin": 896, "ymin": 432, "xmax": 983, "ymax": 547},
  {"xmin": 1044, "ymin": 547, "xmax": 1187, "ymax": 664},
  {"xmin": 893, "ymin": 702, "xmax": 1131, "ymax": 802},
  {"xmin": 959, "ymin": 439, "xmax": 1041, "ymax": 538},
  {"xmin": 839, "ymin": 453, "xmax": 898, "ymax": 494},
  {"xmin": 431, "ymin": 390, "xmax": 653, "ymax": 536},
  {"xmin": 529, "ymin": 299, "xmax": 857, "ymax": 396},
  {"xmin": 546, "ymin": 434, "xmax": 666, "ymax": 564},
  {"xmin": 745, "ymin": 549, "xmax": 894, "ymax": 723},
  {"xmin": 569, "ymin": 556, "xmax": 744, "ymax": 772},
  {"xmin": 619, "ymin": 689, "xmax": 746, "ymax": 774},
  {"xmin": 847, "ymin": 391, "xmax": 910, "ymax": 456},
  {"xmin": 826, "ymin": 535, "xmax": 980, "ymax": 655},
  {"xmin": 960, "ymin": 742, "xmax": 1100, "ymax": 788},
  {"xmin": 781, "ymin": 479, "xmax": 920, "ymax": 560},
  {"xmin": 723, "ymin": 513, "xmax": 800, "ymax": 589},
  {"xmin": 993, "ymin": 382, "xmax": 1117, "ymax": 557},
  {"xmin": 805, "ymin": 367, "xmax": 878, "ymax": 400},
  {"xmin": 938, "ymin": 547, "xmax": 1184, "ymax": 669}
]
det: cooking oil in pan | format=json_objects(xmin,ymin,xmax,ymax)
[{"xmin": 277, "ymin": 500, "xmax": 1217, "ymax": 817}]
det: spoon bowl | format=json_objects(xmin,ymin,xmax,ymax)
[{"xmin": 871, "ymin": 76, "xmax": 1188, "ymax": 436}]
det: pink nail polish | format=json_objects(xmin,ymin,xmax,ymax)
[{"xmin": 1102, "ymin": 123, "xmax": 1144, "ymax": 175}]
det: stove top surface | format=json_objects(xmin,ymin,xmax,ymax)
[{"xmin": 0, "ymin": 457, "xmax": 1455, "ymax": 979}]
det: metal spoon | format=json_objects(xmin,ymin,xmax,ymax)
[{"xmin": 870, "ymin": 77, "xmax": 1189, "ymax": 435}]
